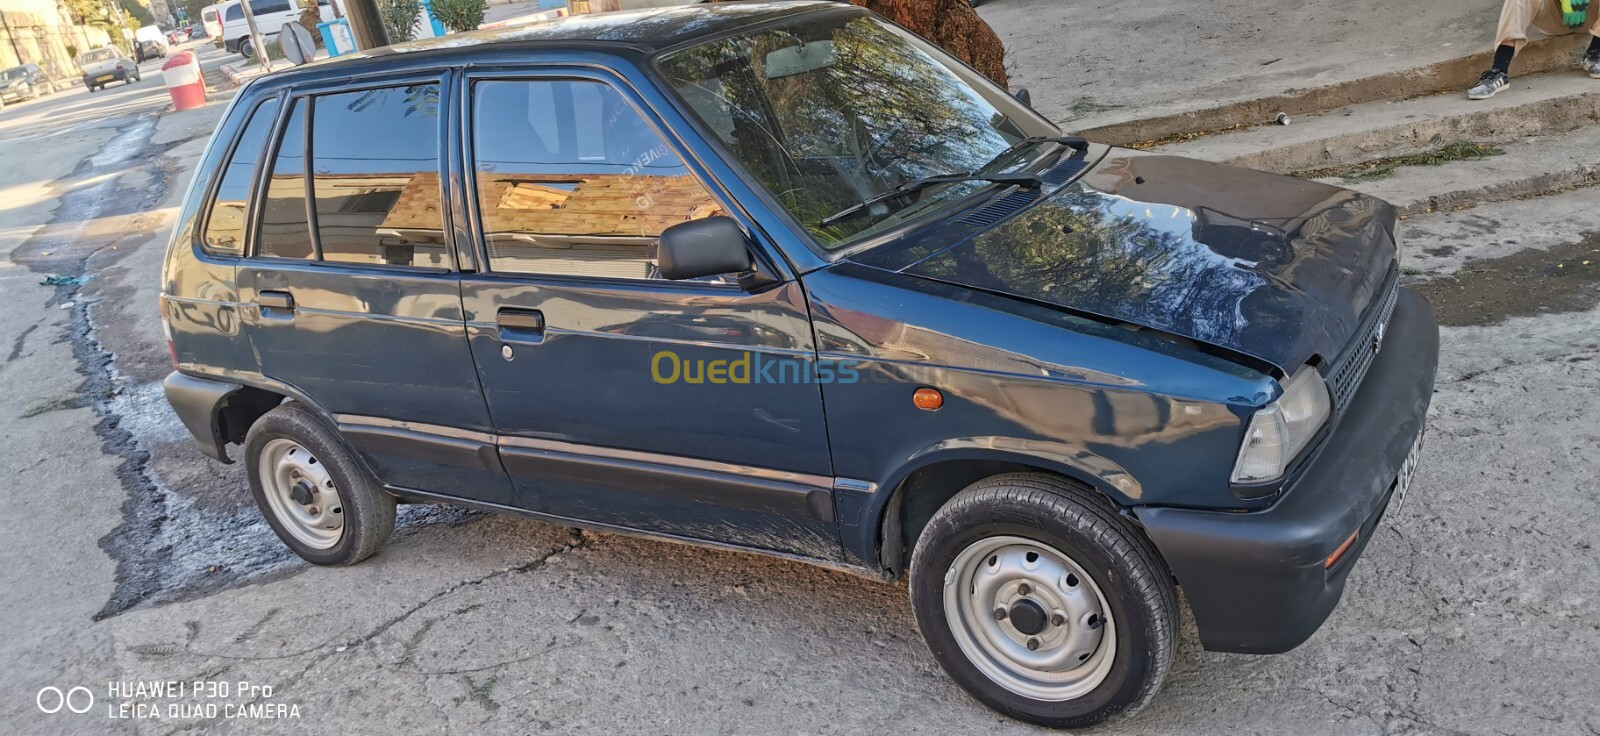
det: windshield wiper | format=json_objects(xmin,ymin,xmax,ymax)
[
  {"xmin": 820, "ymin": 171, "xmax": 1044, "ymax": 227},
  {"xmin": 819, "ymin": 136, "xmax": 1089, "ymax": 228},
  {"xmin": 982, "ymin": 135, "xmax": 1090, "ymax": 171}
]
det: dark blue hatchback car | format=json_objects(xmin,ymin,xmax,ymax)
[{"xmin": 161, "ymin": 2, "xmax": 1438, "ymax": 727}]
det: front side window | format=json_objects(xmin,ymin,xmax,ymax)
[
  {"xmin": 203, "ymin": 97, "xmax": 279, "ymax": 255},
  {"xmin": 656, "ymin": 12, "xmax": 1058, "ymax": 251},
  {"xmin": 471, "ymin": 79, "xmax": 723, "ymax": 280}
]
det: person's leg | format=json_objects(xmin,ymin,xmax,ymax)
[
  {"xmin": 1496, "ymin": 0, "xmax": 1544, "ymax": 53},
  {"xmin": 1472, "ymin": 0, "xmax": 1574, "ymax": 97},
  {"xmin": 1585, "ymin": 8, "xmax": 1600, "ymax": 76}
]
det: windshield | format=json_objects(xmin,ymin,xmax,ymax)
[
  {"xmin": 2, "ymin": 67, "xmax": 25, "ymax": 80},
  {"xmin": 656, "ymin": 12, "xmax": 1060, "ymax": 251},
  {"xmin": 78, "ymin": 48, "xmax": 117, "ymax": 65}
]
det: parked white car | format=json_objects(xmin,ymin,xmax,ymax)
[{"xmin": 219, "ymin": 0, "xmax": 340, "ymax": 58}]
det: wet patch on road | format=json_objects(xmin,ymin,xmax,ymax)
[
  {"xmin": 1409, "ymin": 232, "xmax": 1600, "ymax": 327},
  {"xmin": 8, "ymin": 110, "xmax": 480, "ymax": 619}
]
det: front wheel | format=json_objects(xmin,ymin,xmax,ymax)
[
  {"xmin": 244, "ymin": 403, "xmax": 395, "ymax": 566},
  {"xmin": 909, "ymin": 473, "xmax": 1178, "ymax": 729}
]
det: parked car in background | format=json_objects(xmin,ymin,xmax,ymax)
[
  {"xmin": 0, "ymin": 64, "xmax": 49, "ymax": 105},
  {"xmin": 219, "ymin": 0, "xmax": 339, "ymax": 57},
  {"xmin": 76, "ymin": 46, "xmax": 140, "ymax": 91},
  {"xmin": 201, "ymin": 4, "xmax": 224, "ymax": 39},
  {"xmin": 162, "ymin": 3, "xmax": 1438, "ymax": 729}
]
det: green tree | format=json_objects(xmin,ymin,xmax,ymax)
[
  {"xmin": 429, "ymin": 0, "xmax": 486, "ymax": 33},
  {"xmin": 119, "ymin": 0, "xmax": 154, "ymax": 28},
  {"xmin": 379, "ymin": 0, "xmax": 422, "ymax": 43}
]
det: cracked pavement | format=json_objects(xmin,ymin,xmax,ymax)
[{"xmin": 0, "ymin": 37, "xmax": 1597, "ymax": 736}]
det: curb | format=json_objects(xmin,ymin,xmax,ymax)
[{"xmin": 1075, "ymin": 36, "xmax": 1589, "ymax": 146}]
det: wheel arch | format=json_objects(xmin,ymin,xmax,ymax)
[
  {"xmin": 853, "ymin": 441, "xmax": 1144, "ymax": 578},
  {"xmin": 166, "ymin": 372, "xmax": 353, "ymax": 466}
]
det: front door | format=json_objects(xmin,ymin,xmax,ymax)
[
  {"xmin": 239, "ymin": 79, "xmax": 512, "ymax": 506},
  {"xmin": 457, "ymin": 73, "xmax": 840, "ymax": 559}
]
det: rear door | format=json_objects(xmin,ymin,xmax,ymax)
[
  {"xmin": 456, "ymin": 70, "xmax": 841, "ymax": 559},
  {"xmin": 239, "ymin": 75, "xmax": 512, "ymax": 506}
]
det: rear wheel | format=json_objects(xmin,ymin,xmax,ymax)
[
  {"xmin": 909, "ymin": 473, "xmax": 1177, "ymax": 729},
  {"xmin": 239, "ymin": 38, "xmax": 254, "ymax": 59},
  {"xmin": 244, "ymin": 403, "xmax": 395, "ymax": 566}
]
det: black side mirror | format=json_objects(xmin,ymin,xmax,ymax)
[
  {"xmin": 657, "ymin": 217, "xmax": 754, "ymax": 281},
  {"xmin": 1013, "ymin": 87, "xmax": 1033, "ymax": 108}
]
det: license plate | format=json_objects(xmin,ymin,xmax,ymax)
[
  {"xmin": 96, "ymin": 75, "xmax": 114, "ymax": 82},
  {"xmin": 1391, "ymin": 429, "xmax": 1425, "ymax": 515}
]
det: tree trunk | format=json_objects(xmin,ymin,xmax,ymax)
[{"xmin": 704, "ymin": 0, "xmax": 1009, "ymax": 89}]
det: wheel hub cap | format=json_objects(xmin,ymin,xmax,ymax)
[
  {"xmin": 1008, "ymin": 599, "xmax": 1048, "ymax": 636},
  {"xmin": 942, "ymin": 536, "xmax": 1117, "ymax": 701},
  {"xmin": 257, "ymin": 439, "xmax": 345, "ymax": 550}
]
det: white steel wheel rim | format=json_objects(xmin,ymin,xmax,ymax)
[
  {"xmin": 258, "ymin": 438, "xmax": 345, "ymax": 549},
  {"xmin": 942, "ymin": 535, "xmax": 1117, "ymax": 701}
]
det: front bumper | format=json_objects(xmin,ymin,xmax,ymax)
[{"xmin": 1137, "ymin": 287, "xmax": 1439, "ymax": 654}]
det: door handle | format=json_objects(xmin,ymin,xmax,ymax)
[
  {"xmin": 496, "ymin": 308, "xmax": 545, "ymax": 340},
  {"xmin": 258, "ymin": 290, "xmax": 294, "ymax": 315}
]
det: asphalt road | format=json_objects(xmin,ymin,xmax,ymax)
[{"xmin": 0, "ymin": 33, "xmax": 1597, "ymax": 736}]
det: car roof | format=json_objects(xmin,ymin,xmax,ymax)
[{"xmin": 250, "ymin": 1, "xmax": 847, "ymax": 88}]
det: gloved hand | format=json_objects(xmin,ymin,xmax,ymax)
[{"xmin": 1561, "ymin": 0, "xmax": 1587, "ymax": 26}]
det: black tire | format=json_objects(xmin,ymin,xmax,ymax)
[
  {"xmin": 908, "ymin": 473, "xmax": 1177, "ymax": 729},
  {"xmin": 239, "ymin": 38, "xmax": 254, "ymax": 59},
  {"xmin": 244, "ymin": 403, "xmax": 395, "ymax": 566}
]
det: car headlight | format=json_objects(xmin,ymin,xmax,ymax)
[{"xmin": 1231, "ymin": 365, "xmax": 1331, "ymax": 483}]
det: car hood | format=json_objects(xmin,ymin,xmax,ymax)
[{"xmin": 900, "ymin": 152, "xmax": 1397, "ymax": 373}]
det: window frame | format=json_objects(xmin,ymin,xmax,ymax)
[
  {"xmin": 247, "ymin": 71, "xmax": 457, "ymax": 274},
  {"xmin": 196, "ymin": 92, "xmax": 285, "ymax": 259},
  {"xmin": 459, "ymin": 65, "xmax": 781, "ymax": 290}
]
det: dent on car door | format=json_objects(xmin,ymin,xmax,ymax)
[
  {"xmin": 239, "ymin": 80, "xmax": 513, "ymax": 505},
  {"xmin": 457, "ymin": 74, "xmax": 843, "ymax": 560}
]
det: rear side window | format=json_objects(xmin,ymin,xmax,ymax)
[
  {"xmin": 311, "ymin": 85, "xmax": 446, "ymax": 268},
  {"xmin": 251, "ymin": 85, "xmax": 444, "ymax": 267},
  {"xmin": 257, "ymin": 99, "xmax": 313, "ymax": 259},
  {"xmin": 202, "ymin": 97, "xmax": 278, "ymax": 255}
]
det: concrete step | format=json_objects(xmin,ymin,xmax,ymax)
[
  {"xmin": 1074, "ymin": 36, "xmax": 1588, "ymax": 146},
  {"xmin": 1151, "ymin": 70, "xmax": 1600, "ymax": 174},
  {"xmin": 1328, "ymin": 126, "xmax": 1600, "ymax": 216}
]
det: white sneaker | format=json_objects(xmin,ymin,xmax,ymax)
[
  {"xmin": 1584, "ymin": 51, "xmax": 1600, "ymax": 79},
  {"xmin": 1468, "ymin": 69, "xmax": 1509, "ymax": 100}
]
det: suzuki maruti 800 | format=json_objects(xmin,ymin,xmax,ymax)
[{"xmin": 161, "ymin": 2, "xmax": 1438, "ymax": 727}]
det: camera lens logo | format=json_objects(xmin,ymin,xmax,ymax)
[{"xmin": 36, "ymin": 686, "xmax": 94, "ymax": 714}]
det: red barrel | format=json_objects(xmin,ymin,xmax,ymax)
[{"xmin": 161, "ymin": 51, "xmax": 205, "ymax": 111}]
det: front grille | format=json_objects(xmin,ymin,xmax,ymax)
[{"xmin": 1325, "ymin": 271, "xmax": 1399, "ymax": 415}]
